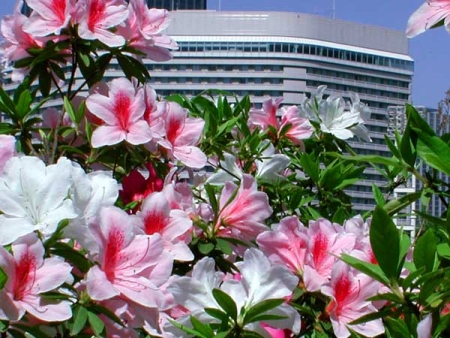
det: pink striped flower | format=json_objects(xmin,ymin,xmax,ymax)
[
  {"xmin": 86, "ymin": 78, "xmax": 152, "ymax": 148},
  {"xmin": 0, "ymin": 2, "xmax": 45, "ymax": 63},
  {"xmin": 23, "ymin": 0, "xmax": 75, "ymax": 36},
  {"xmin": 322, "ymin": 261, "xmax": 384, "ymax": 338},
  {"xmin": 407, "ymin": 0, "xmax": 450, "ymax": 38},
  {"xmin": 0, "ymin": 234, "xmax": 72, "ymax": 322},
  {"xmin": 75, "ymin": 0, "xmax": 129, "ymax": 47},
  {"xmin": 215, "ymin": 174, "xmax": 272, "ymax": 243},
  {"xmin": 257, "ymin": 216, "xmax": 309, "ymax": 276},
  {"xmin": 158, "ymin": 102, "xmax": 207, "ymax": 169},
  {"xmin": 303, "ymin": 218, "xmax": 356, "ymax": 292},
  {"xmin": 86, "ymin": 206, "xmax": 168, "ymax": 308}
]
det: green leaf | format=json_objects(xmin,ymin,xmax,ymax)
[
  {"xmin": 12, "ymin": 324, "xmax": 52, "ymax": 338},
  {"xmin": 38, "ymin": 67, "xmax": 52, "ymax": 97},
  {"xmin": 416, "ymin": 136, "xmax": 450, "ymax": 177},
  {"xmin": 414, "ymin": 230, "xmax": 437, "ymax": 273},
  {"xmin": 437, "ymin": 243, "xmax": 450, "ymax": 260},
  {"xmin": 71, "ymin": 306, "xmax": 89, "ymax": 336},
  {"xmin": 372, "ymin": 184, "xmax": 385, "ymax": 206},
  {"xmin": 435, "ymin": 313, "xmax": 450, "ymax": 336},
  {"xmin": 340, "ymin": 254, "xmax": 390, "ymax": 286},
  {"xmin": 64, "ymin": 96, "xmax": 77, "ymax": 124},
  {"xmin": 169, "ymin": 319, "xmax": 209, "ymax": 338},
  {"xmin": 299, "ymin": 153, "xmax": 319, "ymax": 183},
  {"xmin": 384, "ymin": 317, "xmax": 411, "ymax": 338},
  {"xmin": 327, "ymin": 152, "xmax": 401, "ymax": 167},
  {"xmin": 243, "ymin": 298, "xmax": 284, "ymax": 325},
  {"xmin": 87, "ymin": 311, "xmax": 105, "ymax": 337},
  {"xmin": 15, "ymin": 90, "xmax": 33, "ymax": 120},
  {"xmin": 198, "ymin": 242, "xmax": 215, "ymax": 255},
  {"xmin": 212, "ymin": 288, "xmax": 238, "ymax": 321},
  {"xmin": 0, "ymin": 267, "xmax": 7, "ymax": 290},
  {"xmin": 190, "ymin": 316, "xmax": 215, "ymax": 338},
  {"xmin": 50, "ymin": 242, "xmax": 91, "ymax": 273},
  {"xmin": 204, "ymin": 307, "xmax": 229, "ymax": 322},
  {"xmin": 384, "ymin": 134, "xmax": 402, "ymax": 160},
  {"xmin": 383, "ymin": 191, "xmax": 422, "ymax": 216},
  {"xmin": 370, "ymin": 206, "xmax": 400, "ymax": 281},
  {"xmin": 0, "ymin": 86, "xmax": 17, "ymax": 115},
  {"xmin": 400, "ymin": 120, "xmax": 417, "ymax": 167}
]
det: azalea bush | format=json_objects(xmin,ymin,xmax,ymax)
[{"xmin": 0, "ymin": 0, "xmax": 450, "ymax": 337}]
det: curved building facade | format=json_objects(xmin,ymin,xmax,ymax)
[{"xmin": 140, "ymin": 11, "xmax": 413, "ymax": 212}]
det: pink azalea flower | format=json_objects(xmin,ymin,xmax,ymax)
[
  {"xmin": 117, "ymin": 0, "xmax": 177, "ymax": 61},
  {"xmin": 249, "ymin": 97, "xmax": 283, "ymax": 130},
  {"xmin": 23, "ymin": 0, "xmax": 75, "ymax": 36},
  {"xmin": 85, "ymin": 206, "xmax": 167, "ymax": 308},
  {"xmin": 322, "ymin": 261, "xmax": 384, "ymax": 338},
  {"xmin": 249, "ymin": 98, "xmax": 313, "ymax": 145},
  {"xmin": 158, "ymin": 101, "xmax": 207, "ymax": 169},
  {"xmin": 407, "ymin": 0, "xmax": 450, "ymax": 38},
  {"xmin": 137, "ymin": 191, "xmax": 194, "ymax": 262},
  {"xmin": 257, "ymin": 216, "xmax": 309, "ymax": 276},
  {"xmin": 303, "ymin": 218, "xmax": 356, "ymax": 292},
  {"xmin": 0, "ymin": 234, "xmax": 72, "ymax": 322},
  {"xmin": 86, "ymin": 78, "xmax": 153, "ymax": 147},
  {"xmin": 0, "ymin": 135, "xmax": 16, "ymax": 174},
  {"xmin": 0, "ymin": 2, "xmax": 45, "ymax": 63},
  {"xmin": 75, "ymin": 0, "xmax": 129, "ymax": 47},
  {"xmin": 279, "ymin": 105, "xmax": 313, "ymax": 146},
  {"xmin": 215, "ymin": 174, "xmax": 272, "ymax": 243}
]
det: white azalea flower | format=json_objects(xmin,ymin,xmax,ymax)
[
  {"xmin": 319, "ymin": 96, "xmax": 360, "ymax": 140},
  {"xmin": 301, "ymin": 86, "xmax": 372, "ymax": 142},
  {"xmin": 64, "ymin": 164, "xmax": 119, "ymax": 251},
  {"xmin": 0, "ymin": 156, "xmax": 77, "ymax": 245},
  {"xmin": 206, "ymin": 142, "xmax": 290, "ymax": 186},
  {"xmin": 255, "ymin": 141, "xmax": 290, "ymax": 183},
  {"xmin": 168, "ymin": 248, "xmax": 300, "ymax": 337}
]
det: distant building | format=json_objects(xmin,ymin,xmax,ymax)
[
  {"xmin": 146, "ymin": 0, "xmax": 207, "ymax": 10},
  {"xmin": 143, "ymin": 10, "xmax": 413, "ymax": 213},
  {"xmin": 1, "ymin": 10, "xmax": 415, "ymax": 215}
]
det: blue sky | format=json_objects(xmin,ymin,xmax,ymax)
[{"xmin": 0, "ymin": 0, "xmax": 449, "ymax": 108}]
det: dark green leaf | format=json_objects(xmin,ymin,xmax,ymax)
[
  {"xmin": 38, "ymin": 67, "xmax": 52, "ymax": 97},
  {"xmin": 50, "ymin": 242, "xmax": 91, "ymax": 273},
  {"xmin": 204, "ymin": 307, "xmax": 229, "ymax": 322},
  {"xmin": 243, "ymin": 298, "xmax": 284, "ymax": 326},
  {"xmin": 0, "ymin": 86, "xmax": 16, "ymax": 115},
  {"xmin": 0, "ymin": 267, "xmax": 7, "ymax": 290},
  {"xmin": 384, "ymin": 317, "xmax": 411, "ymax": 338},
  {"xmin": 370, "ymin": 206, "xmax": 400, "ymax": 281},
  {"xmin": 340, "ymin": 254, "xmax": 390, "ymax": 286},
  {"xmin": 212, "ymin": 288, "xmax": 238, "ymax": 321},
  {"xmin": 299, "ymin": 153, "xmax": 319, "ymax": 182},
  {"xmin": 414, "ymin": 230, "xmax": 437, "ymax": 273},
  {"xmin": 12, "ymin": 324, "xmax": 52, "ymax": 338}
]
